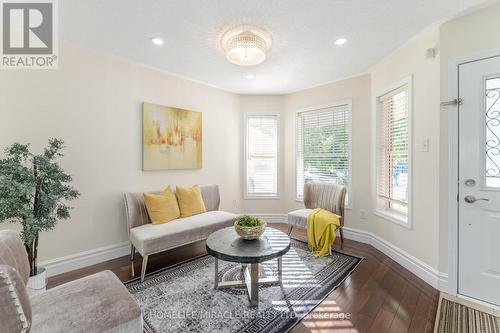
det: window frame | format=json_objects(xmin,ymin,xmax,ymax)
[
  {"xmin": 294, "ymin": 100, "xmax": 353, "ymax": 209},
  {"xmin": 243, "ymin": 112, "xmax": 280, "ymax": 200},
  {"xmin": 373, "ymin": 76, "xmax": 413, "ymax": 228}
]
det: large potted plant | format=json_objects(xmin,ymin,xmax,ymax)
[{"xmin": 0, "ymin": 138, "xmax": 80, "ymax": 290}]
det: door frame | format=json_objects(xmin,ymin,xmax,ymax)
[{"xmin": 446, "ymin": 49, "xmax": 500, "ymax": 306}]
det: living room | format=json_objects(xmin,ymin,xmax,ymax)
[{"xmin": 1, "ymin": 1, "xmax": 500, "ymax": 332}]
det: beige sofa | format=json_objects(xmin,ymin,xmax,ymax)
[
  {"xmin": 0, "ymin": 230, "xmax": 142, "ymax": 333},
  {"xmin": 124, "ymin": 184, "xmax": 239, "ymax": 282}
]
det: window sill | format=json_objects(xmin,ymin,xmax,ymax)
[
  {"xmin": 244, "ymin": 195, "xmax": 280, "ymax": 200},
  {"xmin": 373, "ymin": 209, "xmax": 412, "ymax": 229}
]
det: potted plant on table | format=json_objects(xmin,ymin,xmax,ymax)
[
  {"xmin": 234, "ymin": 215, "xmax": 267, "ymax": 240},
  {"xmin": 0, "ymin": 138, "xmax": 80, "ymax": 291}
]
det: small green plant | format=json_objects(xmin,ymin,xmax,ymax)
[{"xmin": 236, "ymin": 215, "xmax": 262, "ymax": 227}]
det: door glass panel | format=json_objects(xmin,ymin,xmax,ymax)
[{"xmin": 485, "ymin": 77, "xmax": 500, "ymax": 187}]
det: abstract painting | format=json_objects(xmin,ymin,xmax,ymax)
[{"xmin": 142, "ymin": 102, "xmax": 202, "ymax": 170}]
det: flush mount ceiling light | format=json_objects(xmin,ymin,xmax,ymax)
[{"xmin": 221, "ymin": 25, "xmax": 272, "ymax": 66}]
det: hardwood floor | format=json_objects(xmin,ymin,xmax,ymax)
[{"xmin": 48, "ymin": 224, "xmax": 438, "ymax": 332}]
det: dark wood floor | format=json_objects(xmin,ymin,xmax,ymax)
[{"xmin": 48, "ymin": 224, "xmax": 439, "ymax": 333}]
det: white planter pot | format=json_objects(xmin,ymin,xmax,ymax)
[{"xmin": 27, "ymin": 267, "xmax": 47, "ymax": 295}]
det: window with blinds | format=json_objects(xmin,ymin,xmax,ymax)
[
  {"xmin": 376, "ymin": 84, "xmax": 410, "ymax": 218},
  {"xmin": 245, "ymin": 115, "xmax": 279, "ymax": 197},
  {"xmin": 296, "ymin": 103, "xmax": 351, "ymax": 203}
]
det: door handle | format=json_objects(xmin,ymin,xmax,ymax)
[{"xmin": 464, "ymin": 195, "xmax": 489, "ymax": 203}]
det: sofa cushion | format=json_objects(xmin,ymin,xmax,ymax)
[
  {"xmin": 130, "ymin": 210, "xmax": 238, "ymax": 255},
  {"xmin": 176, "ymin": 185, "xmax": 206, "ymax": 217},
  {"xmin": 143, "ymin": 187, "xmax": 180, "ymax": 224},
  {"xmin": 31, "ymin": 270, "xmax": 142, "ymax": 333},
  {"xmin": 287, "ymin": 209, "xmax": 314, "ymax": 229},
  {"xmin": 124, "ymin": 184, "xmax": 221, "ymax": 230}
]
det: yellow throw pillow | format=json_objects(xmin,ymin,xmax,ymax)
[
  {"xmin": 143, "ymin": 187, "xmax": 180, "ymax": 224},
  {"xmin": 176, "ymin": 185, "xmax": 206, "ymax": 218}
]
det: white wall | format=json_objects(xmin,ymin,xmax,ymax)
[
  {"xmin": 240, "ymin": 95, "xmax": 286, "ymax": 214},
  {"xmin": 284, "ymin": 74, "xmax": 372, "ymax": 232},
  {"xmin": 0, "ymin": 44, "xmax": 242, "ymax": 262},
  {"xmin": 2, "ymin": 3, "xmax": 499, "ymax": 284},
  {"xmin": 370, "ymin": 27, "xmax": 441, "ymax": 270}
]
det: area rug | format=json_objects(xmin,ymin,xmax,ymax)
[
  {"xmin": 437, "ymin": 298, "xmax": 500, "ymax": 333},
  {"xmin": 125, "ymin": 239, "xmax": 363, "ymax": 333}
]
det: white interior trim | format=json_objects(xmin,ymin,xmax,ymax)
[
  {"xmin": 342, "ymin": 227, "xmax": 447, "ymax": 289},
  {"xmin": 243, "ymin": 112, "xmax": 281, "ymax": 200},
  {"xmin": 372, "ymin": 75, "xmax": 413, "ymax": 229},
  {"xmin": 38, "ymin": 213, "xmax": 446, "ymax": 289},
  {"xmin": 293, "ymin": 99, "xmax": 353, "ymax": 208},
  {"xmin": 40, "ymin": 241, "xmax": 130, "ymax": 277}
]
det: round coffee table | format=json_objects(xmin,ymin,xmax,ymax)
[{"xmin": 206, "ymin": 226, "xmax": 291, "ymax": 306}]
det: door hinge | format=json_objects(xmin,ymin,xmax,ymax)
[{"xmin": 440, "ymin": 98, "xmax": 463, "ymax": 107}]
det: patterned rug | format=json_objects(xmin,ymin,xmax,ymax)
[
  {"xmin": 125, "ymin": 239, "xmax": 362, "ymax": 333},
  {"xmin": 437, "ymin": 298, "xmax": 500, "ymax": 333}
]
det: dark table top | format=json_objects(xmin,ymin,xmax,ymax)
[{"xmin": 206, "ymin": 227, "xmax": 291, "ymax": 264}]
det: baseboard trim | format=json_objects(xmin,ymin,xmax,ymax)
[
  {"xmin": 252, "ymin": 214, "xmax": 447, "ymax": 289},
  {"xmin": 39, "ymin": 213, "xmax": 448, "ymax": 290},
  {"xmin": 250, "ymin": 213, "xmax": 288, "ymax": 224},
  {"xmin": 40, "ymin": 241, "xmax": 130, "ymax": 277},
  {"xmin": 342, "ymin": 227, "xmax": 447, "ymax": 289}
]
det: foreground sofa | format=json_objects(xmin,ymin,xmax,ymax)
[
  {"xmin": 0, "ymin": 230, "xmax": 142, "ymax": 333},
  {"xmin": 124, "ymin": 184, "xmax": 239, "ymax": 282}
]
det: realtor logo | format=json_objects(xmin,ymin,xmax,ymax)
[{"xmin": 1, "ymin": 0, "xmax": 58, "ymax": 69}]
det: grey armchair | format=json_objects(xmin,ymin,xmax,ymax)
[
  {"xmin": 0, "ymin": 230, "xmax": 142, "ymax": 333},
  {"xmin": 287, "ymin": 182, "xmax": 346, "ymax": 244}
]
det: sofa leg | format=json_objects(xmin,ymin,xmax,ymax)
[
  {"xmin": 130, "ymin": 245, "xmax": 135, "ymax": 277},
  {"xmin": 140, "ymin": 255, "xmax": 148, "ymax": 283},
  {"xmin": 339, "ymin": 227, "xmax": 344, "ymax": 243},
  {"xmin": 287, "ymin": 225, "xmax": 293, "ymax": 236}
]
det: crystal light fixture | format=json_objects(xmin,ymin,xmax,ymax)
[{"xmin": 221, "ymin": 26, "xmax": 271, "ymax": 66}]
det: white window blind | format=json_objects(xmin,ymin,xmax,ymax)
[
  {"xmin": 376, "ymin": 85, "xmax": 409, "ymax": 215},
  {"xmin": 245, "ymin": 115, "xmax": 278, "ymax": 197},
  {"xmin": 296, "ymin": 104, "xmax": 351, "ymax": 201}
]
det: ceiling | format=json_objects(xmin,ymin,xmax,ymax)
[{"xmin": 61, "ymin": 0, "xmax": 492, "ymax": 95}]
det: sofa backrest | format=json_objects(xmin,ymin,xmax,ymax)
[
  {"xmin": 0, "ymin": 230, "xmax": 32, "ymax": 332},
  {"xmin": 0, "ymin": 230, "xmax": 30, "ymax": 284},
  {"xmin": 303, "ymin": 182, "xmax": 346, "ymax": 226},
  {"xmin": 124, "ymin": 184, "xmax": 221, "ymax": 231}
]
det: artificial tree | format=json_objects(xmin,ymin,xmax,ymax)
[{"xmin": 0, "ymin": 138, "xmax": 80, "ymax": 276}]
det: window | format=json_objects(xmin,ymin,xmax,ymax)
[
  {"xmin": 296, "ymin": 102, "xmax": 351, "ymax": 205},
  {"xmin": 245, "ymin": 114, "xmax": 279, "ymax": 198},
  {"xmin": 375, "ymin": 79, "xmax": 411, "ymax": 225}
]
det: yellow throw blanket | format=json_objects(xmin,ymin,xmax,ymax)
[{"xmin": 307, "ymin": 208, "xmax": 340, "ymax": 257}]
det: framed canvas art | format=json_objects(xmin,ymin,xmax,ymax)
[{"xmin": 142, "ymin": 102, "xmax": 202, "ymax": 170}]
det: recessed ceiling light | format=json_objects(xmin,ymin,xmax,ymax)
[
  {"xmin": 151, "ymin": 37, "xmax": 164, "ymax": 46},
  {"xmin": 245, "ymin": 74, "xmax": 254, "ymax": 79},
  {"xmin": 335, "ymin": 38, "xmax": 347, "ymax": 46}
]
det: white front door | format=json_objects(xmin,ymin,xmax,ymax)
[{"xmin": 459, "ymin": 55, "xmax": 500, "ymax": 306}]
